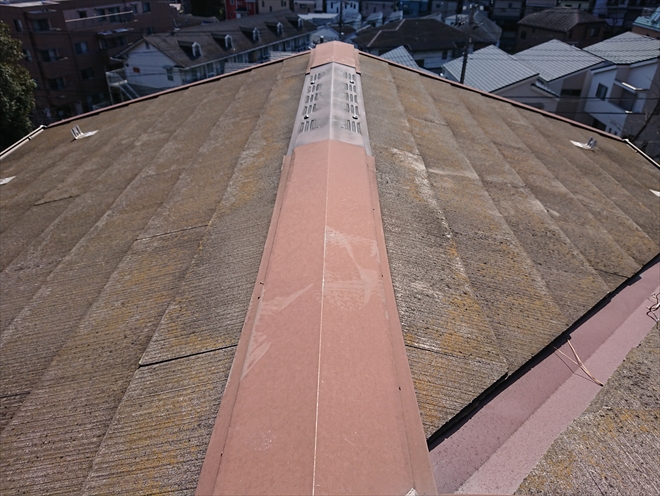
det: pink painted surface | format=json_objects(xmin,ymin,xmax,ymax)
[
  {"xmin": 431, "ymin": 262, "xmax": 660, "ymax": 495},
  {"xmin": 197, "ymin": 140, "xmax": 437, "ymax": 495},
  {"xmin": 308, "ymin": 41, "xmax": 361, "ymax": 73}
]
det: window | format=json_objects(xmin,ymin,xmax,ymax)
[
  {"xmin": 262, "ymin": 0, "xmax": 264, "ymax": 5},
  {"xmin": 108, "ymin": 7, "xmax": 121, "ymax": 22},
  {"xmin": 142, "ymin": 2, "xmax": 151, "ymax": 12},
  {"xmin": 14, "ymin": 19, "xmax": 23, "ymax": 32},
  {"xmin": 225, "ymin": 34, "xmax": 233, "ymax": 48},
  {"xmin": 133, "ymin": 66, "xmax": 140, "ymax": 73},
  {"xmin": 23, "ymin": 49, "xmax": 32, "ymax": 61},
  {"xmin": 146, "ymin": 26, "xmax": 154, "ymax": 34},
  {"xmin": 31, "ymin": 19, "xmax": 50, "ymax": 31},
  {"xmin": 276, "ymin": 22, "xmax": 283, "ymax": 35},
  {"xmin": 145, "ymin": 41, "xmax": 151, "ymax": 49},
  {"xmin": 192, "ymin": 41, "xmax": 201, "ymax": 57},
  {"xmin": 80, "ymin": 67, "xmax": 94, "ymax": 80},
  {"xmin": 95, "ymin": 9, "xmax": 106, "ymax": 17},
  {"xmin": 589, "ymin": 26, "xmax": 600, "ymax": 37},
  {"xmin": 78, "ymin": 10, "xmax": 87, "ymax": 18},
  {"xmin": 131, "ymin": 3, "xmax": 139, "ymax": 13},
  {"xmin": 47, "ymin": 77, "xmax": 66, "ymax": 90},
  {"xmin": 117, "ymin": 36, "xmax": 127, "ymax": 47},
  {"xmin": 520, "ymin": 30, "xmax": 526, "ymax": 39},
  {"xmin": 166, "ymin": 67, "xmax": 173, "ymax": 81},
  {"xmin": 252, "ymin": 28, "xmax": 260, "ymax": 41},
  {"xmin": 596, "ymin": 83, "xmax": 607, "ymax": 100},
  {"xmin": 74, "ymin": 42, "xmax": 88, "ymax": 54},
  {"xmin": 560, "ymin": 88, "xmax": 581, "ymax": 97},
  {"xmin": 40, "ymin": 48, "xmax": 58, "ymax": 62}
]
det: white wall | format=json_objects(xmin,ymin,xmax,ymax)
[
  {"xmin": 124, "ymin": 42, "xmax": 182, "ymax": 90},
  {"xmin": 497, "ymin": 79, "xmax": 559, "ymax": 114}
]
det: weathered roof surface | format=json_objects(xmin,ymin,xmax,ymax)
[
  {"xmin": 0, "ymin": 55, "xmax": 309, "ymax": 494},
  {"xmin": 517, "ymin": 323, "xmax": 660, "ymax": 495},
  {"xmin": 519, "ymin": 7, "xmax": 605, "ymax": 31},
  {"xmin": 584, "ymin": 31, "xmax": 660, "ymax": 65},
  {"xmin": 134, "ymin": 12, "xmax": 316, "ymax": 67},
  {"xmin": 360, "ymin": 54, "xmax": 658, "ymax": 435},
  {"xmin": 353, "ymin": 19, "xmax": 465, "ymax": 52},
  {"xmin": 1, "ymin": 46, "xmax": 659, "ymax": 492},
  {"xmin": 515, "ymin": 39, "xmax": 604, "ymax": 81},
  {"xmin": 442, "ymin": 45, "xmax": 538, "ymax": 92}
]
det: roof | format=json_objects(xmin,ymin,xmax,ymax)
[
  {"xmin": 436, "ymin": 11, "xmax": 502, "ymax": 45},
  {"xmin": 125, "ymin": 12, "xmax": 316, "ymax": 68},
  {"xmin": 515, "ymin": 39, "xmax": 605, "ymax": 81},
  {"xmin": 584, "ymin": 31, "xmax": 660, "ymax": 65},
  {"xmin": 518, "ymin": 323, "xmax": 660, "ymax": 494},
  {"xmin": 519, "ymin": 7, "xmax": 606, "ymax": 32},
  {"xmin": 1, "ymin": 45, "xmax": 659, "ymax": 493},
  {"xmin": 442, "ymin": 44, "xmax": 539, "ymax": 91},
  {"xmin": 353, "ymin": 19, "xmax": 465, "ymax": 52},
  {"xmin": 633, "ymin": 7, "xmax": 660, "ymax": 32}
]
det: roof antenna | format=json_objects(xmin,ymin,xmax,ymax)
[
  {"xmin": 71, "ymin": 125, "xmax": 98, "ymax": 140},
  {"xmin": 570, "ymin": 136, "xmax": 597, "ymax": 150}
]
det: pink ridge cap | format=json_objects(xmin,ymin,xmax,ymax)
[
  {"xmin": 308, "ymin": 41, "xmax": 361, "ymax": 73},
  {"xmin": 196, "ymin": 139, "xmax": 437, "ymax": 495}
]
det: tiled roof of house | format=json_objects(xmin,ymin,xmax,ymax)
[
  {"xmin": 128, "ymin": 11, "xmax": 316, "ymax": 68},
  {"xmin": 515, "ymin": 39, "xmax": 605, "ymax": 81},
  {"xmin": 353, "ymin": 19, "xmax": 465, "ymax": 52},
  {"xmin": 442, "ymin": 45, "xmax": 538, "ymax": 92},
  {"xmin": 519, "ymin": 7, "xmax": 605, "ymax": 32},
  {"xmin": 1, "ymin": 44, "xmax": 658, "ymax": 493},
  {"xmin": 584, "ymin": 31, "xmax": 660, "ymax": 65}
]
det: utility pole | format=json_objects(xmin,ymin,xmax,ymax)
[
  {"xmin": 339, "ymin": 0, "xmax": 343, "ymax": 35},
  {"xmin": 459, "ymin": 3, "xmax": 476, "ymax": 85}
]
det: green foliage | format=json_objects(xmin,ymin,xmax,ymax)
[
  {"xmin": 0, "ymin": 21, "xmax": 35, "ymax": 150},
  {"xmin": 191, "ymin": 0, "xmax": 225, "ymax": 19}
]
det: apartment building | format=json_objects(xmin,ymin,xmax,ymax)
[{"xmin": 0, "ymin": 0, "xmax": 175, "ymax": 122}]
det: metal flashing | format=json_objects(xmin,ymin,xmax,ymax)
[{"xmin": 196, "ymin": 42, "xmax": 436, "ymax": 495}]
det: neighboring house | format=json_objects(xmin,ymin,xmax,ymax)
[
  {"xmin": 430, "ymin": 0, "xmax": 458, "ymax": 18},
  {"xmin": 583, "ymin": 31, "xmax": 660, "ymax": 156},
  {"xmin": 379, "ymin": 44, "xmax": 436, "ymax": 73},
  {"xmin": 438, "ymin": 10, "xmax": 502, "ymax": 46},
  {"xmin": 292, "ymin": 0, "xmax": 317, "ymax": 14},
  {"xmin": 0, "ymin": 0, "xmax": 175, "ymax": 122},
  {"xmin": 326, "ymin": 0, "xmax": 360, "ymax": 16},
  {"xmin": 515, "ymin": 7, "xmax": 607, "ymax": 51},
  {"xmin": 259, "ymin": 0, "xmax": 291, "ymax": 14},
  {"xmin": 524, "ymin": 0, "xmax": 559, "ymax": 17},
  {"xmin": 592, "ymin": 0, "xmax": 658, "ymax": 31},
  {"xmin": 441, "ymin": 44, "xmax": 559, "ymax": 112},
  {"xmin": 1, "ymin": 42, "xmax": 658, "ymax": 496},
  {"xmin": 399, "ymin": 0, "xmax": 430, "ymax": 15},
  {"xmin": 352, "ymin": 18, "xmax": 470, "ymax": 70},
  {"xmin": 115, "ymin": 12, "xmax": 315, "ymax": 95},
  {"xmin": 225, "ymin": 0, "xmax": 257, "ymax": 20},
  {"xmin": 310, "ymin": 24, "xmax": 341, "ymax": 43},
  {"xmin": 515, "ymin": 39, "xmax": 606, "ymax": 121},
  {"xmin": 361, "ymin": 1, "xmax": 398, "ymax": 18},
  {"xmin": 632, "ymin": 6, "xmax": 660, "ymax": 38}
]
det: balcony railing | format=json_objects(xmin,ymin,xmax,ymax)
[{"xmin": 65, "ymin": 11, "xmax": 135, "ymax": 30}]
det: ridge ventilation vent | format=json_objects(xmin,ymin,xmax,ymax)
[{"xmin": 299, "ymin": 119, "xmax": 318, "ymax": 133}]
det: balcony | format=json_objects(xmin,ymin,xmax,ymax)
[{"xmin": 65, "ymin": 12, "xmax": 135, "ymax": 31}]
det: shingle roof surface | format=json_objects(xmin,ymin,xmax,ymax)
[
  {"xmin": 442, "ymin": 45, "xmax": 538, "ymax": 92},
  {"xmin": 1, "ymin": 49, "xmax": 659, "ymax": 491},
  {"xmin": 519, "ymin": 7, "xmax": 605, "ymax": 32},
  {"xmin": 517, "ymin": 324, "xmax": 660, "ymax": 495},
  {"xmin": 584, "ymin": 31, "xmax": 660, "ymax": 65},
  {"xmin": 353, "ymin": 19, "xmax": 465, "ymax": 52},
  {"xmin": 515, "ymin": 39, "xmax": 604, "ymax": 81}
]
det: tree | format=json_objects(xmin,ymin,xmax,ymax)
[{"xmin": 0, "ymin": 21, "xmax": 35, "ymax": 151}]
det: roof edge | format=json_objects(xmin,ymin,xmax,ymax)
[{"xmin": 45, "ymin": 51, "xmax": 310, "ymax": 130}]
